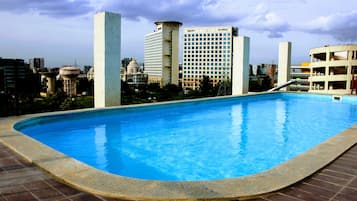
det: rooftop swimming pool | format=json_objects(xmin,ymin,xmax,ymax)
[{"xmin": 16, "ymin": 93, "xmax": 357, "ymax": 182}]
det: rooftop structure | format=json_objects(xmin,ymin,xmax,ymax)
[
  {"xmin": 59, "ymin": 66, "xmax": 80, "ymax": 96},
  {"xmin": 40, "ymin": 69, "xmax": 58, "ymax": 95},
  {"xmin": 94, "ymin": 12, "xmax": 121, "ymax": 108},
  {"xmin": 277, "ymin": 42, "xmax": 292, "ymax": 91}
]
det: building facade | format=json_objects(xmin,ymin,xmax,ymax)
[
  {"xmin": 290, "ymin": 62, "xmax": 310, "ymax": 92},
  {"xmin": 0, "ymin": 58, "xmax": 28, "ymax": 94},
  {"xmin": 182, "ymin": 26, "xmax": 238, "ymax": 90},
  {"xmin": 125, "ymin": 58, "xmax": 148, "ymax": 86},
  {"xmin": 59, "ymin": 66, "xmax": 81, "ymax": 96},
  {"xmin": 144, "ymin": 21, "xmax": 182, "ymax": 86},
  {"xmin": 308, "ymin": 44, "xmax": 357, "ymax": 94},
  {"xmin": 29, "ymin": 58, "xmax": 45, "ymax": 73}
]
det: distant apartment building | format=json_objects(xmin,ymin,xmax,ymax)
[
  {"xmin": 144, "ymin": 21, "xmax": 182, "ymax": 86},
  {"xmin": 308, "ymin": 44, "xmax": 357, "ymax": 94},
  {"xmin": 289, "ymin": 62, "xmax": 310, "ymax": 92},
  {"xmin": 0, "ymin": 58, "xmax": 29, "ymax": 94},
  {"xmin": 29, "ymin": 58, "xmax": 45, "ymax": 72},
  {"xmin": 182, "ymin": 26, "xmax": 238, "ymax": 90}
]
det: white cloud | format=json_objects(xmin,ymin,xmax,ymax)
[
  {"xmin": 240, "ymin": 3, "xmax": 289, "ymax": 38},
  {"xmin": 299, "ymin": 10, "xmax": 357, "ymax": 42}
]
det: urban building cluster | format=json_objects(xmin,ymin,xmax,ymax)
[
  {"xmin": 0, "ymin": 57, "xmax": 93, "ymax": 97},
  {"xmin": 1, "ymin": 11, "xmax": 357, "ymax": 115}
]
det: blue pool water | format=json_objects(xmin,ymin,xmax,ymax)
[{"xmin": 17, "ymin": 93, "xmax": 357, "ymax": 181}]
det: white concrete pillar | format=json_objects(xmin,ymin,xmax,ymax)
[
  {"xmin": 94, "ymin": 12, "xmax": 121, "ymax": 108},
  {"xmin": 232, "ymin": 36, "xmax": 250, "ymax": 95},
  {"xmin": 278, "ymin": 41, "xmax": 292, "ymax": 90}
]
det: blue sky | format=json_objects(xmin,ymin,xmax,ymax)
[{"xmin": 0, "ymin": 0, "xmax": 356, "ymax": 67}]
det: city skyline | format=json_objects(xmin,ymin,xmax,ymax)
[{"xmin": 0, "ymin": 0, "xmax": 356, "ymax": 67}]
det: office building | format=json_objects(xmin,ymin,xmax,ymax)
[
  {"xmin": 29, "ymin": 58, "xmax": 45, "ymax": 72},
  {"xmin": 0, "ymin": 58, "xmax": 29, "ymax": 94},
  {"xmin": 309, "ymin": 44, "xmax": 357, "ymax": 94},
  {"xmin": 182, "ymin": 26, "xmax": 238, "ymax": 90},
  {"xmin": 144, "ymin": 21, "xmax": 182, "ymax": 86}
]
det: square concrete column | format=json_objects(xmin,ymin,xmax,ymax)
[
  {"xmin": 278, "ymin": 41, "xmax": 292, "ymax": 91},
  {"xmin": 232, "ymin": 36, "xmax": 250, "ymax": 95},
  {"xmin": 94, "ymin": 12, "xmax": 121, "ymax": 108}
]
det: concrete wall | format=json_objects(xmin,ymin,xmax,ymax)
[
  {"xmin": 232, "ymin": 36, "xmax": 250, "ymax": 95},
  {"xmin": 94, "ymin": 12, "xmax": 121, "ymax": 108},
  {"xmin": 171, "ymin": 29, "xmax": 179, "ymax": 85},
  {"xmin": 278, "ymin": 42, "xmax": 292, "ymax": 91}
]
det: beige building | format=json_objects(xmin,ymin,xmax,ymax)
[
  {"xmin": 182, "ymin": 26, "xmax": 238, "ymax": 90},
  {"xmin": 308, "ymin": 44, "xmax": 357, "ymax": 94},
  {"xmin": 144, "ymin": 21, "xmax": 182, "ymax": 86}
]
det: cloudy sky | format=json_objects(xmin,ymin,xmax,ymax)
[{"xmin": 0, "ymin": 0, "xmax": 356, "ymax": 67}]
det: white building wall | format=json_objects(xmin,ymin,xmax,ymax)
[
  {"xmin": 144, "ymin": 31, "xmax": 163, "ymax": 78},
  {"xmin": 94, "ymin": 12, "xmax": 121, "ymax": 108},
  {"xmin": 232, "ymin": 36, "xmax": 250, "ymax": 95},
  {"xmin": 278, "ymin": 41, "xmax": 292, "ymax": 91}
]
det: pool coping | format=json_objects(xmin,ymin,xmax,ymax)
[{"xmin": 1, "ymin": 92, "xmax": 357, "ymax": 201}]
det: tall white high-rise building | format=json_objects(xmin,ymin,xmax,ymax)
[
  {"xmin": 182, "ymin": 26, "xmax": 238, "ymax": 90},
  {"xmin": 144, "ymin": 21, "xmax": 182, "ymax": 86}
]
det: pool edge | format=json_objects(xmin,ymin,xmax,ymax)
[{"xmin": 1, "ymin": 92, "xmax": 357, "ymax": 200}]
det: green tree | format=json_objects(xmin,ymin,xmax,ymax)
[{"xmin": 199, "ymin": 76, "xmax": 214, "ymax": 97}]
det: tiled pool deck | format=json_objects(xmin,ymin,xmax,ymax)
[{"xmin": 0, "ymin": 140, "xmax": 356, "ymax": 201}]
